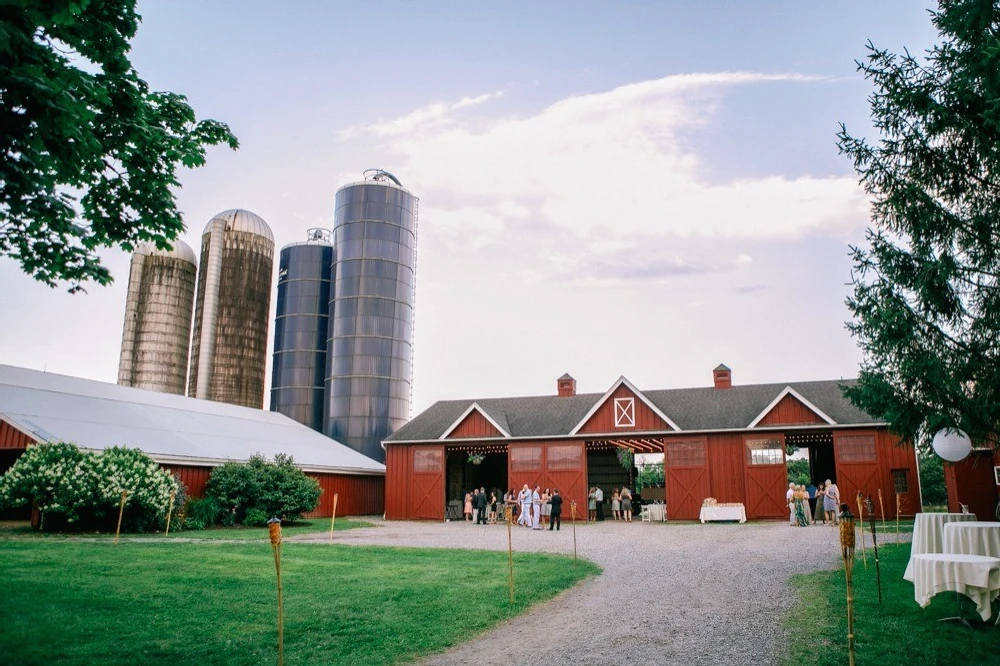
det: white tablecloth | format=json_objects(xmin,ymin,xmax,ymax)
[
  {"xmin": 903, "ymin": 553, "xmax": 1000, "ymax": 621},
  {"xmin": 943, "ymin": 521, "xmax": 1000, "ymax": 559},
  {"xmin": 699, "ymin": 505, "xmax": 747, "ymax": 523},
  {"xmin": 905, "ymin": 513, "xmax": 979, "ymax": 579},
  {"xmin": 645, "ymin": 503, "xmax": 666, "ymax": 521}
]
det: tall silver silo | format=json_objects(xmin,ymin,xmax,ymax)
[
  {"xmin": 325, "ymin": 169, "xmax": 418, "ymax": 462},
  {"xmin": 117, "ymin": 240, "xmax": 198, "ymax": 395},
  {"xmin": 270, "ymin": 229, "xmax": 334, "ymax": 432},
  {"xmin": 188, "ymin": 209, "xmax": 275, "ymax": 409}
]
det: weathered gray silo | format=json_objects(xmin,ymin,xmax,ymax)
[
  {"xmin": 325, "ymin": 169, "xmax": 418, "ymax": 462},
  {"xmin": 188, "ymin": 209, "xmax": 275, "ymax": 408},
  {"xmin": 270, "ymin": 229, "xmax": 334, "ymax": 432},
  {"xmin": 117, "ymin": 240, "xmax": 198, "ymax": 395}
]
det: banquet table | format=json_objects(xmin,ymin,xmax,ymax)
[
  {"xmin": 903, "ymin": 553, "xmax": 1000, "ymax": 622},
  {"xmin": 645, "ymin": 503, "xmax": 666, "ymax": 522},
  {"xmin": 699, "ymin": 504, "xmax": 747, "ymax": 523},
  {"xmin": 943, "ymin": 521, "xmax": 1000, "ymax": 559},
  {"xmin": 904, "ymin": 512, "xmax": 978, "ymax": 579}
]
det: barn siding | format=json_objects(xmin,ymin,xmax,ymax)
[
  {"xmin": 875, "ymin": 430, "xmax": 921, "ymax": 517},
  {"xmin": 944, "ymin": 450, "xmax": 998, "ymax": 521},
  {"xmin": 384, "ymin": 444, "xmax": 411, "ymax": 520},
  {"xmin": 706, "ymin": 433, "xmax": 747, "ymax": 503},
  {"xmin": 508, "ymin": 440, "xmax": 588, "ymax": 517},
  {"xmin": 578, "ymin": 385, "xmax": 669, "ymax": 433},
  {"xmin": 408, "ymin": 444, "xmax": 445, "ymax": 520},
  {"xmin": 0, "ymin": 420, "xmax": 35, "ymax": 449},
  {"xmin": 447, "ymin": 410, "xmax": 503, "ymax": 438},
  {"xmin": 757, "ymin": 395, "xmax": 826, "ymax": 426},
  {"xmin": 742, "ymin": 433, "xmax": 788, "ymax": 519},
  {"xmin": 304, "ymin": 473, "xmax": 384, "ymax": 517},
  {"xmin": 161, "ymin": 465, "xmax": 213, "ymax": 499}
]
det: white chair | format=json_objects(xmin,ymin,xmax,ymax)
[{"xmin": 640, "ymin": 505, "xmax": 651, "ymax": 522}]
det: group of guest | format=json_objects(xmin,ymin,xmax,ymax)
[
  {"xmin": 587, "ymin": 486, "xmax": 633, "ymax": 522},
  {"xmin": 502, "ymin": 485, "xmax": 564, "ymax": 530},
  {"xmin": 463, "ymin": 487, "xmax": 499, "ymax": 524},
  {"xmin": 787, "ymin": 479, "xmax": 841, "ymax": 527}
]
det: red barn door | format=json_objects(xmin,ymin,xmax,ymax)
[
  {"xmin": 833, "ymin": 432, "xmax": 880, "ymax": 510},
  {"xmin": 544, "ymin": 443, "xmax": 587, "ymax": 516},
  {"xmin": 665, "ymin": 439, "xmax": 710, "ymax": 520},
  {"xmin": 409, "ymin": 446, "xmax": 444, "ymax": 520},
  {"xmin": 743, "ymin": 435, "xmax": 788, "ymax": 518}
]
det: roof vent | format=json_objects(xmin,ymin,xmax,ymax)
[
  {"xmin": 713, "ymin": 364, "xmax": 732, "ymax": 389},
  {"xmin": 557, "ymin": 373, "xmax": 576, "ymax": 397}
]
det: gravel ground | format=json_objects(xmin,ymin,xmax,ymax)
[{"xmin": 294, "ymin": 517, "xmax": 909, "ymax": 666}]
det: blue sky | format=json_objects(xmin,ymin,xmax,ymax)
[{"xmin": 0, "ymin": 1, "xmax": 941, "ymax": 413}]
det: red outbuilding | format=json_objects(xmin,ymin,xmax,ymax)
[{"xmin": 383, "ymin": 366, "xmax": 921, "ymax": 521}]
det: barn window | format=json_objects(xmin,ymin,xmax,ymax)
[
  {"xmin": 511, "ymin": 446, "xmax": 542, "ymax": 472},
  {"xmin": 666, "ymin": 440, "xmax": 706, "ymax": 467},
  {"xmin": 614, "ymin": 398, "xmax": 635, "ymax": 428},
  {"xmin": 413, "ymin": 449, "xmax": 442, "ymax": 474},
  {"xmin": 746, "ymin": 438, "xmax": 783, "ymax": 465},
  {"xmin": 837, "ymin": 435, "xmax": 876, "ymax": 462},
  {"xmin": 892, "ymin": 469, "xmax": 909, "ymax": 494},
  {"xmin": 547, "ymin": 444, "xmax": 583, "ymax": 470}
]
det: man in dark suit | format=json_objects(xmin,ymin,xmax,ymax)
[
  {"xmin": 548, "ymin": 488, "xmax": 563, "ymax": 530},
  {"xmin": 476, "ymin": 486, "xmax": 488, "ymax": 524}
]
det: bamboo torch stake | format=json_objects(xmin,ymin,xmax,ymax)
[
  {"xmin": 505, "ymin": 506, "xmax": 514, "ymax": 605},
  {"xmin": 268, "ymin": 517, "xmax": 284, "ymax": 666},
  {"xmin": 855, "ymin": 493, "xmax": 867, "ymax": 568},
  {"xmin": 570, "ymin": 500, "xmax": 578, "ymax": 561},
  {"xmin": 165, "ymin": 490, "xmax": 176, "ymax": 536},
  {"xmin": 878, "ymin": 488, "xmax": 886, "ymax": 531},
  {"xmin": 839, "ymin": 505, "xmax": 857, "ymax": 666},
  {"xmin": 865, "ymin": 496, "xmax": 883, "ymax": 604},
  {"xmin": 114, "ymin": 491, "xmax": 128, "ymax": 544},
  {"xmin": 328, "ymin": 493, "xmax": 340, "ymax": 543},
  {"xmin": 896, "ymin": 493, "xmax": 902, "ymax": 539}
]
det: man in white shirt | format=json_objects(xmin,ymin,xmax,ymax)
[
  {"xmin": 595, "ymin": 486, "xmax": 605, "ymax": 521},
  {"xmin": 518, "ymin": 484, "xmax": 532, "ymax": 527},
  {"xmin": 531, "ymin": 485, "xmax": 542, "ymax": 529},
  {"xmin": 786, "ymin": 482, "xmax": 796, "ymax": 526}
]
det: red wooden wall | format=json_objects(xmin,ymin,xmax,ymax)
[
  {"xmin": 945, "ymin": 450, "xmax": 999, "ymax": 521},
  {"xmin": 757, "ymin": 395, "xmax": 826, "ymax": 426},
  {"xmin": 408, "ymin": 445, "xmax": 445, "ymax": 520},
  {"xmin": 509, "ymin": 440, "xmax": 587, "ymax": 517},
  {"xmin": 832, "ymin": 429, "xmax": 920, "ymax": 518},
  {"xmin": 0, "ymin": 420, "xmax": 35, "ymax": 449},
  {"xmin": 384, "ymin": 444, "xmax": 410, "ymax": 520},
  {"xmin": 162, "ymin": 465, "xmax": 212, "ymax": 499},
  {"xmin": 305, "ymin": 473, "xmax": 384, "ymax": 517},
  {"xmin": 742, "ymin": 433, "xmax": 788, "ymax": 518},
  {"xmin": 664, "ymin": 439, "xmax": 710, "ymax": 520},
  {"xmin": 447, "ymin": 410, "xmax": 503, "ymax": 438},
  {"xmin": 578, "ymin": 385, "xmax": 669, "ymax": 433},
  {"xmin": 706, "ymin": 433, "xmax": 746, "ymax": 504}
]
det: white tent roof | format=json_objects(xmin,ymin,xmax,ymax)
[{"xmin": 0, "ymin": 365, "xmax": 384, "ymax": 476}]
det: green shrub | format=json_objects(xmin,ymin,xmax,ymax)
[
  {"xmin": 205, "ymin": 453, "xmax": 320, "ymax": 523},
  {"xmin": 183, "ymin": 518, "xmax": 206, "ymax": 531},
  {"xmin": 242, "ymin": 508, "xmax": 269, "ymax": 527},
  {"xmin": 94, "ymin": 446, "xmax": 179, "ymax": 532},
  {"xmin": 184, "ymin": 497, "xmax": 221, "ymax": 528}
]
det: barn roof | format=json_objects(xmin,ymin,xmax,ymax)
[
  {"xmin": 0, "ymin": 365, "xmax": 384, "ymax": 475},
  {"xmin": 386, "ymin": 377, "xmax": 881, "ymax": 443}
]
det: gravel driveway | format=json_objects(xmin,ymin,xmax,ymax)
[{"xmin": 295, "ymin": 517, "xmax": 904, "ymax": 665}]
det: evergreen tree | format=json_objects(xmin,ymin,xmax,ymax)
[{"xmin": 838, "ymin": 0, "xmax": 1000, "ymax": 449}]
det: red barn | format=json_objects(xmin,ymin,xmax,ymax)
[
  {"xmin": 944, "ymin": 449, "xmax": 1000, "ymax": 522},
  {"xmin": 383, "ymin": 366, "xmax": 921, "ymax": 521}
]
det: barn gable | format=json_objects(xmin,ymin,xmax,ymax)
[
  {"xmin": 439, "ymin": 402, "xmax": 510, "ymax": 439},
  {"xmin": 570, "ymin": 376, "xmax": 679, "ymax": 435},
  {"xmin": 748, "ymin": 386, "xmax": 836, "ymax": 428}
]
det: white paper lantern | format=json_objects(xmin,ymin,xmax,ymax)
[{"xmin": 932, "ymin": 428, "xmax": 972, "ymax": 462}]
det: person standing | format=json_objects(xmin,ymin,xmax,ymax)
[
  {"xmin": 814, "ymin": 482, "xmax": 827, "ymax": 525},
  {"xmin": 588, "ymin": 487, "xmax": 596, "ymax": 522},
  {"xmin": 806, "ymin": 481, "xmax": 818, "ymax": 520},
  {"xmin": 474, "ymin": 488, "xmax": 486, "ymax": 525},
  {"xmin": 531, "ymin": 485, "xmax": 542, "ymax": 529},
  {"xmin": 464, "ymin": 490, "xmax": 473, "ymax": 522},
  {"xmin": 621, "ymin": 486, "xmax": 633, "ymax": 523},
  {"xmin": 824, "ymin": 479, "xmax": 840, "ymax": 525},
  {"xmin": 541, "ymin": 488, "xmax": 551, "ymax": 527},
  {"xmin": 518, "ymin": 484, "xmax": 533, "ymax": 527},
  {"xmin": 549, "ymin": 488, "xmax": 563, "ymax": 530},
  {"xmin": 595, "ymin": 486, "xmax": 605, "ymax": 521},
  {"xmin": 786, "ymin": 482, "xmax": 796, "ymax": 526},
  {"xmin": 611, "ymin": 488, "xmax": 621, "ymax": 520}
]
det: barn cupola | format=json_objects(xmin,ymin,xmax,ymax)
[
  {"xmin": 557, "ymin": 373, "xmax": 577, "ymax": 397},
  {"xmin": 713, "ymin": 364, "xmax": 732, "ymax": 389}
]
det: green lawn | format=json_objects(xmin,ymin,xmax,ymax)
[
  {"xmin": 0, "ymin": 519, "xmax": 370, "ymax": 540},
  {"xmin": 785, "ymin": 543, "xmax": 999, "ymax": 666},
  {"xmin": 0, "ymin": 540, "xmax": 599, "ymax": 665}
]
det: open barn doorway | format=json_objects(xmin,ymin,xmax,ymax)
[
  {"xmin": 444, "ymin": 446, "xmax": 508, "ymax": 521},
  {"xmin": 786, "ymin": 431, "xmax": 835, "ymax": 517}
]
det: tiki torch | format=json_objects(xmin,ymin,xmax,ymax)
[
  {"xmin": 878, "ymin": 488, "xmax": 886, "ymax": 530},
  {"xmin": 839, "ymin": 504, "xmax": 857, "ymax": 666},
  {"xmin": 114, "ymin": 490, "xmax": 128, "ymax": 544},
  {"xmin": 328, "ymin": 492, "xmax": 339, "ymax": 543},
  {"xmin": 504, "ymin": 505, "xmax": 514, "ymax": 604},
  {"xmin": 268, "ymin": 517, "xmax": 284, "ymax": 666},
  {"xmin": 855, "ymin": 492, "xmax": 867, "ymax": 568},
  {"xmin": 864, "ymin": 496, "xmax": 882, "ymax": 603},
  {"xmin": 570, "ymin": 500, "xmax": 578, "ymax": 562},
  {"xmin": 895, "ymin": 493, "xmax": 902, "ymax": 538},
  {"xmin": 165, "ymin": 490, "xmax": 176, "ymax": 536}
]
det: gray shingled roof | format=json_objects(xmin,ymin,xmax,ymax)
[{"xmin": 386, "ymin": 378, "xmax": 879, "ymax": 442}]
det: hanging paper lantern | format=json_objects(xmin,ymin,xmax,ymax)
[{"xmin": 931, "ymin": 428, "xmax": 972, "ymax": 462}]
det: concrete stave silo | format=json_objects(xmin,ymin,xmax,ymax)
[
  {"xmin": 325, "ymin": 170, "xmax": 418, "ymax": 462},
  {"xmin": 188, "ymin": 209, "xmax": 275, "ymax": 409},
  {"xmin": 270, "ymin": 229, "xmax": 334, "ymax": 432},
  {"xmin": 117, "ymin": 240, "xmax": 198, "ymax": 395}
]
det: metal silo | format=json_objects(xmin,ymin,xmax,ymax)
[
  {"xmin": 117, "ymin": 240, "xmax": 198, "ymax": 395},
  {"xmin": 325, "ymin": 169, "xmax": 418, "ymax": 462},
  {"xmin": 188, "ymin": 209, "xmax": 275, "ymax": 409},
  {"xmin": 270, "ymin": 229, "xmax": 334, "ymax": 432}
]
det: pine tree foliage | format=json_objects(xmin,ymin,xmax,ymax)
[{"xmin": 838, "ymin": 0, "xmax": 1000, "ymax": 449}]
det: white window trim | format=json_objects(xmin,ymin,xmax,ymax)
[
  {"xmin": 614, "ymin": 398, "xmax": 635, "ymax": 428},
  {"xmin": 569, "ymin": 376, "xmax": 682, "ymax": 434}
]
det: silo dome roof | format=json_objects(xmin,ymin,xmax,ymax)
[
  {"xmin": 134, "ymin": 239, "xmax": 197, "ymax": 265},
  {"xmin": 204, "ymin": 209, "xmax": 274, "ymax": 243}
]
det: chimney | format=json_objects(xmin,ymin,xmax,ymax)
[
  {"xmin": 713, "ymin": 364, "xmax": 732, "ymax": 389},
  {"xmin": 557, "ymin": 373, "xmax": 577, "ymax": 397}
]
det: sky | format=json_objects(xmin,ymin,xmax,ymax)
[{"xmin": 0, "ymin": 1, "xmax": 942, "ymax": 416}]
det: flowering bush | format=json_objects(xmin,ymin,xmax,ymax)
[
  {"xmin": 0, "ymin": 442, "xmax": 181, "ymax": 532},
  {"xmin": 206, "ymin": 453, "xmax": 320, "ymax": 524}
]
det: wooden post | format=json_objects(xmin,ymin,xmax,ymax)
[
  {"xmin": 878, "ymin": 488, "xmax": 886, "ymax": 531},
  {"xmin": 570, "ymin": 500, "xmax": 578, "ymax": 561},
  {"xmin": 164, "ymin": 491, "xmax": 176, "ymax": 536},
  {"xmin": 328, "ymin": 493, "xmax": 340, "ymax": 543},
  {"xmin": 839, "ymin": 506, "xmax": 857, "ymax": 666},
  {"xmin": 268, "ymin": 517, "xmax": 284, "ymax": 666},
  {"xmin": 505, "ymin": 506, "xmax": 514, "ymax": 604},
  {"xmin": 855, "ymin": 493, "xmax": 867, "ymax": 568},
  {"xmin": 114, "ymin": 491, "xmax": 128, "ymax": 544},
  {"xmin": 865, "ymin": 496, "xmax": 883, "ymax": 604},
  {"xmin": 895, "ymin": 493, "xmax": 902, "ymax": 538}
]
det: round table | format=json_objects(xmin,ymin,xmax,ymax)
[
  {"xmin": 943, "ymin": 521, "xmax": 1000, "ymax": 559},
  {"xmin": 910, "ymin": 512, "xmax": 978, "ymax": 556},
  {"xmin": 902, "ymin": 553, "xmax": 1000, "ymax": 622}
]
